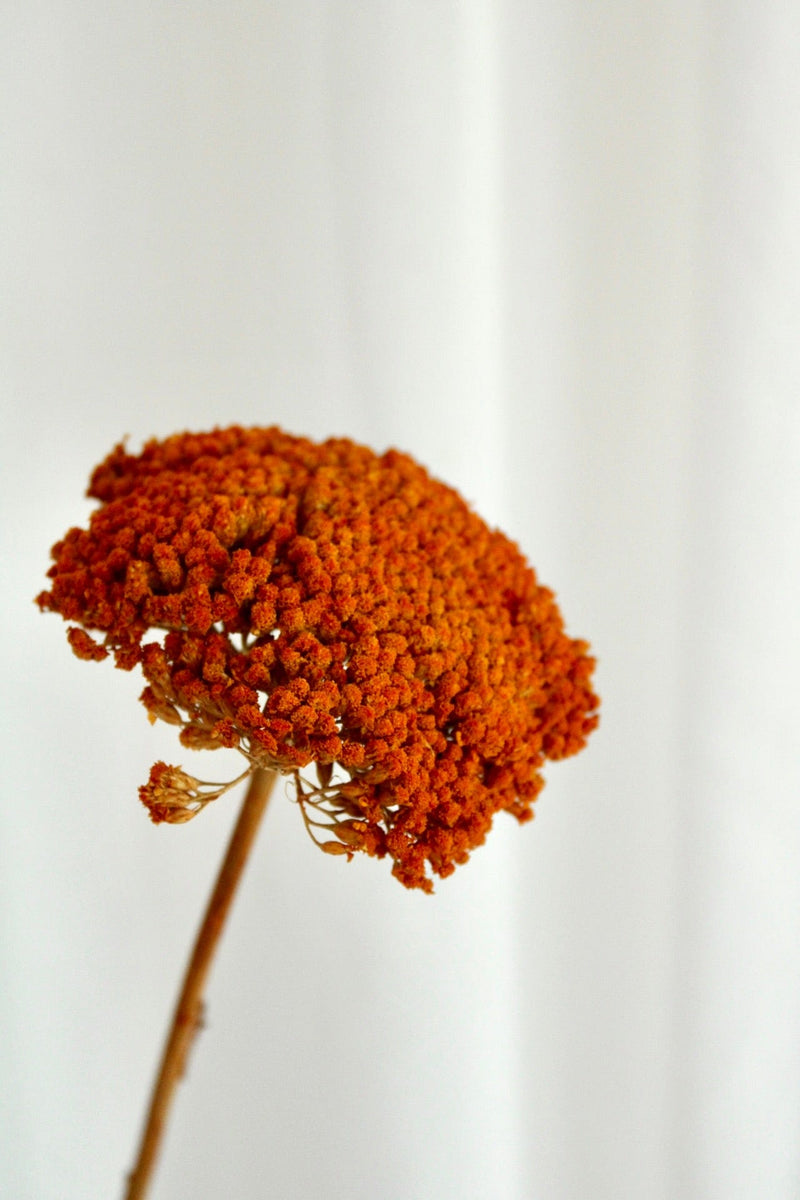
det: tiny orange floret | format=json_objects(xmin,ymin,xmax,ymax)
[{"xmin": 38, "ymin": 426, "xmax": 599, "ymax": 891}]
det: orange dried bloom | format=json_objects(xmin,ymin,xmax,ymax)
[
  {"xmin": 38, "ymin": 426, "xmax": 599, "ymax": 891},
  {"xmin": 138, "ymin": 762, "xmax": 251, "ymax": 824}
]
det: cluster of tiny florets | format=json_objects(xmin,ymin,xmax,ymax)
[{"xmin": 38, "ymin": 426, "xmax": 599, "ymax": 891}]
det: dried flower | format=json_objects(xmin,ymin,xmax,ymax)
[
  {"xmin": 38, "ymin": 426, "xmax": 598, "ymax": 891},
  {"xmin": 138, "ymin": 762, "xmax": 252, "ymax": 824}
]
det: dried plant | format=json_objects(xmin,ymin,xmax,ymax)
[{"xmin": 38, "ymin": 426, "xmax": 599, "ymax": 1196}]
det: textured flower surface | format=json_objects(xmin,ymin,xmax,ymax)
[{"xmin": 38, "ymin": 426, "xmax": 599, "ymax": 891}]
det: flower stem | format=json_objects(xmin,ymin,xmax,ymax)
[{"xmin": 124, "ymin": 766, "xmax": 277, "ymax": 1200}]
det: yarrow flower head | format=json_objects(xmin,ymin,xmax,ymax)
[{"xmin": 37, "ymin": 426, "xmax": 599, "ymax": 891}]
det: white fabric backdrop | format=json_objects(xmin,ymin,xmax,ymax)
[{"xmin": 2, "ymin": 4, "xmax": 798, "ymax": 1198}]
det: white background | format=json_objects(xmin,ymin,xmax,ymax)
[{"xmin": 2, "ymin": 4, "xmax": 799, "ymax": 1198}]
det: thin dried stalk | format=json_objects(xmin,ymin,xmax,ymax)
[{"xmin": 124, "ymin": 767, "xmax": 277, "ymax": 1200}]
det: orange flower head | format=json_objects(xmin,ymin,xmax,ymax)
[{"xmin": 37, "ymin": 426, "xmax": 599, "ymax": 891}]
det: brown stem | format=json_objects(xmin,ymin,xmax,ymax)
[{"xmin": 124, "ymin": 766, "xmax": 277, "ymax": 1200}]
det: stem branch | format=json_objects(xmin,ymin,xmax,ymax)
[{"xmin": 124, "ymin": 766, "xmax": 277, "ymax": 1200}]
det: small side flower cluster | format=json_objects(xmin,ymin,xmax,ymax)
[
  {"xmin": 138, "ymin": 763, "xmax": 252, "ymax": 824},
  {"xmin": 38, "ymin": 426, "xmax": 599, "ymax": 891}
]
